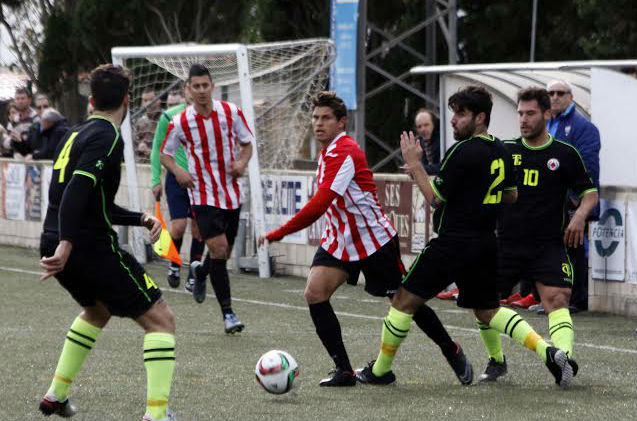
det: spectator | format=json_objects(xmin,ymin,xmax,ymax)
[
  {"xmin": 13, "ymin": 109, "xmax": 68, "ymax": 160},
  {"xmin": 166, "ymin": 89, "xmax": 184, "ymax": 108},
  {"xmin": 34, "ymin": 94, "xmax": 50, "ymax": 117},
  {"xmin": 546, "ymin": 79, "xmax": 601, "ymax": 313},
  {"xmin": 33, "ymin": 109, "xmax": 68, "ymax": 160},
  {"xmin": 1, "ymin": 102, "xmax": 19, "ymax": 156},
  {"xmin": 9, "ymin": 88, "xmax": 37, "ymax": 147},
  {"xmin": 414, "ymin": 108, "xmax": 441, "ymax": 175},
  {"xmin": 134, "ymin": 89, "xmax": 162, "ymax": 160}
]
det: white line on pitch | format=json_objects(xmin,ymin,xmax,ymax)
[{"xmin": 2, "ymin": 265, "xmax": 636, "ymax": 355}]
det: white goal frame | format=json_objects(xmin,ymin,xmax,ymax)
[{"xmin": 112, "ymin": 44, "xmax": 271, "ymax": 278}]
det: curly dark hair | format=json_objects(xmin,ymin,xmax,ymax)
[{"xmin": 311, "ymin": 91, "xmax": 347, "ymax": 120}]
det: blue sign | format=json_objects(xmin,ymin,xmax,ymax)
[{"xmin": 330, "ymin": 0, "xmax": 358, "ymax": 110}]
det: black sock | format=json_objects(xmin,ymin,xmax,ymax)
[
  {"xmin": 308, "ymin": 301, "xmax": 352, "ymax": 372},
  {"xmin": 188, "ymin": 238, "xmax": 205, "ymax": 278},
  {"xmin": 190, "ymin": 237, "xmax": 204, "ymax": 263},
  {"xmin": 169, "ymin": 237, "xmax": 183, "ymax": 270},
  {"xmin": 413, "ymin": 304, "xmax": 457, "ymax": 359},
  {"xmin": 209, "ymin": 258, "xmax": 232, "ymax": 316}
]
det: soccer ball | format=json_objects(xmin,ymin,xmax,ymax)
[{"xmin": 255, "ymin": 350, "xmax": 299, "ymax": 394}]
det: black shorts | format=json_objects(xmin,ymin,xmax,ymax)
[
  {"xmin": 40, "ymin": 233, "xmax": 162, "ymax": 318},
  {"xmin": 311, "ymin": 236, "xmax": 405, "ymax": 297},
  {"xmin": 497, "ymin": 239, "xmax": 574, "ymax": 294},
  {"xmin": 402, "ymin": 236, "xmax": 499, "ymax": 309},
  {"xmin": 165, "ymin": 172, "xmax": 191, "ymax": 220},
  {"xmin": 191, "ymin": 205, "xmax": 241, "ymax": 245}
]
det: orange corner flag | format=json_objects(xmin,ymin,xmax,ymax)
[{"xmin": 152, "ymin": 202, "xmax": 182, "ymax": 266}]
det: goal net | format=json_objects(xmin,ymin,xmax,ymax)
[{"xmin": 112, "ymin": 39, "xmax": 336, "ymax": 277}]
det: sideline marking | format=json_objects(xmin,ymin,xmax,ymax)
[{"xmin": 2, "ymin": 265, "xmax": 636, "ymax": 355}]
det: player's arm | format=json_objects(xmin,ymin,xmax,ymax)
[
  {"xmin": 159, "ymin": 119, "xmax": 193, "ymax": 188},
  {"xmin": 564, "ymin": 147, "xmax": 600, "ymax": 247},
  {"xmin": 501, "ymin": 147, "xmax": 518, "ymax": 204},
  {"xmin": 150, "ymin": 111, "xmax": 172, "ymax": 200},
  {"xmin": 258, "ymin": 188, "xmax": 338, "ymax": 245},
  {"xmin": 231, "ymin": 107, "xmax": 254, "ymax": 178},
  {"xmin": 401, "ymin": 131, "xmax": 443, "ymax": 208}
]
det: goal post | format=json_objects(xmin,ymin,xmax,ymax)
[{"xmin": 111, "ymin": 40, "xmax": 336, "ymax": 278}]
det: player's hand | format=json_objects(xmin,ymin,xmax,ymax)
[
  {"xmin": 230, "ymin": 160, "xmax": 247, "ymax": 178},
  {"xmin": 152, "ymin": 184, "xmax": 162, "ymax": 201},
  {"xmin": 400, "ymin": 131, "xmax": 423, "ymax": 167},
  {"xmin": 257, "ymin": 235, "xmax": 267, "ymax": 247},
  {"xmin": 564, "ymin": 212, "xmax": 586, "ymax": 248},
  {"xmin": 142, "ymin": 213, "xmax": 162, "ymax": 243},
  {"xmin": 175, "ymin": 167, "xmax": 194, "ymax": 189},
  {"xmin": 40, "ymin": 240, "xmax": 73, "ymax": 280}
]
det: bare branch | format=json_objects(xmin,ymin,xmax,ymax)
[
  {"xmin": 146, "ymin": 3, "xmax": 175, "ymax": 44},
  {"xmin": 0, "ymin": 5, "xmax": 38, "ymax": 83},
  {"xmin": 144, "ymin": 25, "xmax": 157, "ymax": 45}
]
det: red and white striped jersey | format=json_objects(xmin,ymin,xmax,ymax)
[
  {"xmin": 161, "ymin": 101, "xmax": 253, "ymax": 209},
  {"xmin": 317, "ymin": 132, "xmax": 396, "ymax": 261}
]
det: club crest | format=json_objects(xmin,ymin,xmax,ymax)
[{"xmin": 547, "ymin": 158, "xmax": 560, "ymax": 171}]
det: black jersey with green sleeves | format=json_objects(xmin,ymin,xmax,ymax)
[
  {"xmin": 430, "ymin": 134, "xmax": 515, "ymax": 239},
  {"xmin": 497, "ymin": 135, "xmax": 597, "ymax": 242},
  {"xmin": 43, "ymin": 115, "xmax": 125, "ymax": 241}
]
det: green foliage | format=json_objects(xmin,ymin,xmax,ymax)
[{"xmin": 254, "ymin": 0, "xmax": 330, "ymax": 42}]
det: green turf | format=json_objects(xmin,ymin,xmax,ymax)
[{"xmin": 0, "ymin": 245, "xmax": 635, "ymax": 421}]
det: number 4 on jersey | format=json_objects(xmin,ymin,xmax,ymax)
[{"xmin": 53, "ymin": 132, "xmax": 78, "ymax": 183}]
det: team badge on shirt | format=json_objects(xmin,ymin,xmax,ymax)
[{"xmin": 547, "ymin": 158, "xmax": 560, "ymax": 171}]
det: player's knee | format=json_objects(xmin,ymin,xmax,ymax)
[
  {"xmin": 474, "ymin": 308, "xmax": 497, "ymax": 325},
  {"xmin": 304, "ymin": 284, "xmax": 328, "ymax": 304},
  {"xmin": 544, "ymin": 290, "xmax": 571, "ymax": 312}
]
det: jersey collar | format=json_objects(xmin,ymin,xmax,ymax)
[
  {"xmin": 325, "ymin": 131, "xmax": 347, "ymax": 152},
  {"xmin": 522, "ymin": 133, "xmax": 554, "ymax": 150},
  {"xmin": 88, "ymin": 114, "xmax": 120, "ymax": 138}
]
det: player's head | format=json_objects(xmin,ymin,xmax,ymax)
[
  {"xmin": 546, "ymin": 79, "xmax": 573, "ymax": 116},
  {"xmin": 517, "ymin": 86, "xmax": 551, "ymax": 140},
  {"xmin": 187, "ymin": 64, "xmax": 214, "ymax": 107},
  {"xmin": 89, "ymin": 64, "xmax": 131, "ymax": 116},
  {"xmin": 414, "ymin": 108, "xmax": 437, "ymax": 140},
  {"xmin": 311, "ymin": 91, "xmax": 347, "ymax": 146},
  {"xmin": 448, "ymin": 86, "xmax": 492, "ymax": 140}
]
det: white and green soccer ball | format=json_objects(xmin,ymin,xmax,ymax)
[{"xmin": 255, "ymin": 350, "xmax": 299, "ymax": 394}]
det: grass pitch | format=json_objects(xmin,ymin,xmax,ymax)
[{"xmin": 0, "ymin": 244, "xmax": 635, "ymax": 421}]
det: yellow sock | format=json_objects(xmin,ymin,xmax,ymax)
[
  {"xmin": 144, "ymin": 333, "xmax": 176, "ymax": 420},
  {"xmin": 48, "ymin": 317, "xmax": 102, "ymax": 401},
  {"xmin": 489, "ymin": 307, "xmax": 549, "ymax": 363},
  {"xmin": 372, "ymin": 307, "xmax": 412, "ymax": 377},
  {"xmin": 548, "ymin": 307, "xmax": 574, "ymax": 357},
  {"xmin": 477, "ymin": 320, "xmax": 504, "ymax": 363}
]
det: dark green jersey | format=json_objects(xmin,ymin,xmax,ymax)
[
  {"xmin": 43, "ymin": 115, "xmax": 141, "ymax": 243},
  {"xmin": 431, "ymin": 134, "xmax": 516, "ymax": 239},
  {"xmin": 497, "ymin": 135, "xmax": 597, "ymax": 241}
]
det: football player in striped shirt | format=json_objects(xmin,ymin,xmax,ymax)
[
  {"xmin": 259, "ymin": 91, "xmax": 472, "ymax": 387},
  {"xmin": 161, "ymin": 64, "xmax": 253, "ymax": 334}
]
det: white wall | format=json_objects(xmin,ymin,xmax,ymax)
[{"xmin": 592, "ymin": 68, "xmax": 637, "ymax": 188}]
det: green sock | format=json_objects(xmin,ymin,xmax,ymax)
[
  {"xmin": 48, "ymin": 317, "xmax": 102, "ymax": 401},
  {"xmin": 489, "ymin": 307, "xmax": 549, "ymax": 363},
  {"xmin": 144, "ymin": 333, "xmax": 176, "ymax": 420},
  {"xmin": 548, "ymin": 307, "xmax": 574, "ymax": 357},
  {"xmin": 372, "ymin": 307, "xmax": 412, "ymax": 377},
  {"xmin": 477, "ymin": 320, "xmax": 504, "ymax": 363}
]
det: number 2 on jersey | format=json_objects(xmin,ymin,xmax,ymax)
[
  {"xmin": 483, "ymin": 158, "xmax": 505, "ymax": 204},
  {"xmin": 53, "ymin": 132, "xmax": 78, "ymax": 183}
]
